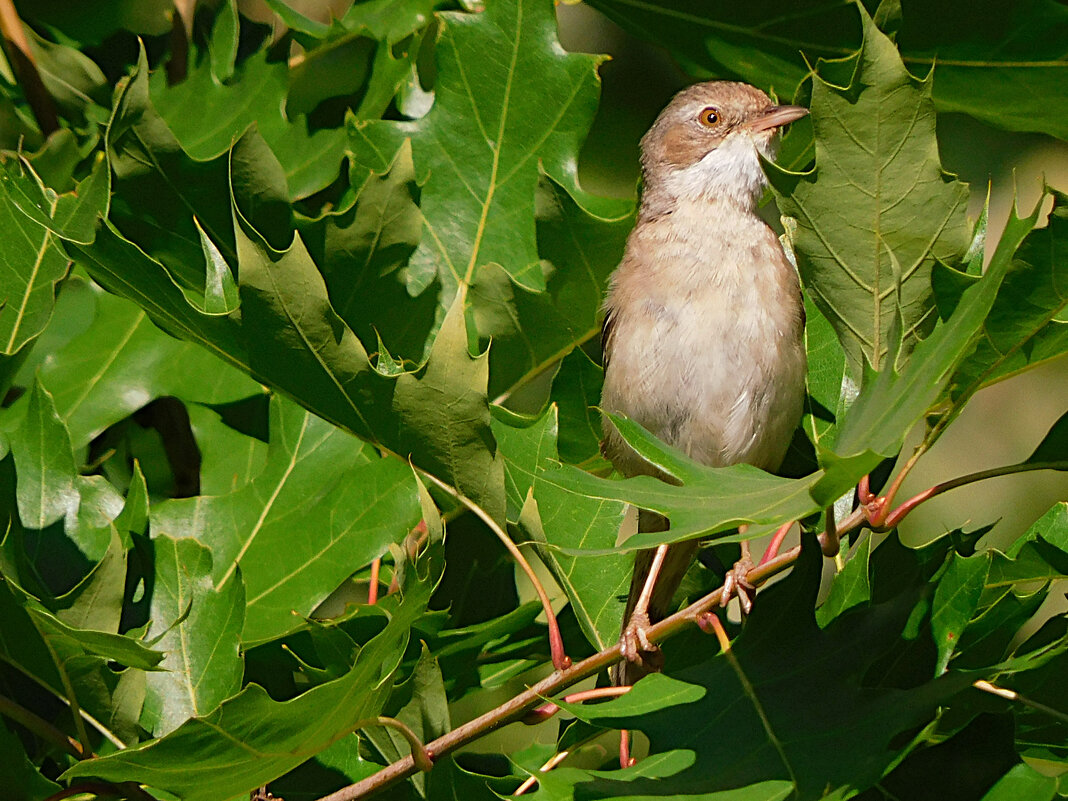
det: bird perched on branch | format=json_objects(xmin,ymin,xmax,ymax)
[{"xmin": 600, "ymin": 81, "xmax": 808, "ymax": 687}]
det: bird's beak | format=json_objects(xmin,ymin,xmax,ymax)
[{"xmin": 747, "ymin": 105, "xmax": 809, "ymax": 133}]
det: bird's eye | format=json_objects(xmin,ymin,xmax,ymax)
[{"xmin": 699, "ymin": 107, "xmax": 720, "ymax": 127}]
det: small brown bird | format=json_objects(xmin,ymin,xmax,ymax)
[{"xmin": 600, "ymin": 81, "xmax": 808, "ymax": 685}]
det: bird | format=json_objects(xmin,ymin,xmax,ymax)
[{"xmin": 599, "ymin": 81, "xmax": 808, "ymax": 687}]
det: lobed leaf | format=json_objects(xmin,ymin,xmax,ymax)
[
  {"xmin": 140, "ymin": 536, "xmax": 245, "ymax": 737},
  {"xmin": 587, "ymin": 0, "xmax": 1068, "ymax": 142},
  {"xmin": 768, "ymin": 4, "xmax": 971, "ymax": 373}
]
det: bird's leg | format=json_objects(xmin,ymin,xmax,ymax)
[
  {"xmin": 620, "ymin": 543, "xmax": 669, "ymax": 666},
  {"xmin": 720, "ymin": 536, "xmax": 756, "ymax": 616}
]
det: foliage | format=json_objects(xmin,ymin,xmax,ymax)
[{"xmin": 0, "ymin": 0, "xmax": 1065, "ymax": 800}]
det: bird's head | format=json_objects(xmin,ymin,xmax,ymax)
[{"xmin": 639, "ymin": 81, "xmax": 808, "ymax": 210}]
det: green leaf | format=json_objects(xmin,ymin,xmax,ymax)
[
  {"xmin": 62, "ymin": 551, "xmax": 437, "ymax": 799},
  {"xmin": 931, "ymin": 550, "xmax": 991, "ymax": 674},
  {"xmin": 951, "ymin": 190, "xmax": 1068, "ymax": 397},
  {"xmin": 586, "ymin": 0, "xmax": 1068, "ymax": 142},
  {"xmin": 1, "ymin": 575, "xmax": 164, "ymax": 673},
  {"xmin": 799, "ymin": 295, "xmax": 848, "ymax": 454},
  {"xmin": 543, "ymin": 414, "xmax": 823, "ymax": 551},
  {"xmin": 0, "ymin": 718, "xmax": 60, "ymax": 801},
  {"xmin": 38, "ymin": 287, "xmax": 262, "ymax": 450},
  {"xmin": 530, "ymin": 772, "xmax": 794, "ymax": 801},
  {"xmin": 0, "ymin": 150, "xmax": 110, "ymax": 245},
  {"xmin": 812, "ymin": 196, "xmax": 1047, "ymax": 504},
  {"xmin": 151, "ymin": 396, "xmax": 422, "ymax": 644},
  {"xmin": 1008, "ymin": 502, "xmax": 1068, "ymax": 559},
  {"xmin": 815, "ymin": 532, "xmax": 871, "ymax": 626},
  {"xmin": 6, "ymin": 381, "xmax": 124, "ymax": 559},
  {"xmin": 54, "ymin": 525, "xmax": 127, "ymax": 633},
  {"xmin": 550, "ymin": 347, "xmax": 607, "ymax": 467},
  {"xmin": 187, "ymin": 404, "xmax": 268, "ymax": 496},
  {"xmin": 191, "ymin": 216, "xmax": 240, "ymax": 315},
  {"xmin": 981, "ymin": 764, "xmax": 1057, "ymax": 801},
  {"xmin": 314, "ymin": 141, "xmax": 430, "ymax": 365},
  {"xmin": 391, "ymin": 295, "xmax": 506, "ymax": 520},
  {"xmin": 209, "ymin": 0, "xmax": 239, "ymax": 82},
  {"xmin": 364, "ymin": 645, "xmax": 449, "ymax": 794},
  {"xmin": 476, "ymin": 176, "xmax": 634, "ymax": 400},
  {"xmin": 540, "ymin": 540, "xmax": 976, "ymax": 800},
  {"xmin": 151, "ymin": 43, "xmax": 347, "ymax": 201},
  {"xmin": 0, "ymin": 157, "xmax": 71, "ymax": 355},
  {"xmin": 349, "ymin": 0, "xmax": 627, "ymax": 338},
  {"xmin": 1024, "ymin": 408, "xmax": 1068, "ymax": 468},
  {"xmin": 493, "ymin": 405, "xmax": 628, "ymax": 650},
  {"xmin": 141, "ymin": 536, "xmax": 244, "ymax": 736},
  {"xmin": 768, "ymin": 5, "xmax": 970, "ymax": 373}
]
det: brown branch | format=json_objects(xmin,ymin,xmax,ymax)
[
  {"xmin": 316, "ymin": 453, "xmax": 1068, "ymax": 800},
  {"xmin": 314, "ymin": 544, "xmax": 803, "ymax": 801}
]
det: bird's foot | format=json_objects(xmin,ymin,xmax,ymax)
[
  {"xmin": 619, "ymin": 610, "xmax": 664, "ymax": 671},
  {"xmin": 720, "ymin": 555, "xmax": 756, "ymax": 616}
]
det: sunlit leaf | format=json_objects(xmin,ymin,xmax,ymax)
[
  {"xmin": 141, "ymin": 536, "xmax": 244, "ymax": 736},
  {"xmin": 768, "ymin": 5, "xmax": 970, "ymax": 372}
]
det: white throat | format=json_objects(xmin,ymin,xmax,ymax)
[{"xmin": 663, "ymin": 133, "xmax": 775, "ymax": 211}]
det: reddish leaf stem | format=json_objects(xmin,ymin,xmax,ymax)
[
  {"xmin": 760, "ymin": 520, "xmax": 794, "ymax": 565},
  {"xmin": 315, "ymin": 545, "xmax": 803, "ymax": 801},
  {"xmin": 418, "ymin": 471, "xmax": 571, "ymax": 671},
  {"xmin": 367, "ymin": 559, "xmax": 381, "ymax": 606},
  {"xmin": 320, "ymin": 455, "xmax": 1068, "ymax": 800},
  {"xmin": 523, "ymin": 685, "xmax": 631, "ymax": 724}
]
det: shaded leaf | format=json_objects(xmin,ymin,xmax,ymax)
[
  {"xmin": 493, "ymin": 405, "xmax": 628, "ymax": 650},
  {"xmin": 39, "ymin": 287, "xmax": 262, "ymax": 450},
  {"xmin": 587, "ymin": 0, "xmax": 1068, "ymax": 142},
  {"xmin": 541, "ymin": 540, "xmax": 975, "ymax": 800},
  {"xmin": 950, "ymin": 190, "xmax": 1068, "ymax": 397},
  {"xmin": 0, "ymin": 718, "xmax": 61, "ymax": 801}
]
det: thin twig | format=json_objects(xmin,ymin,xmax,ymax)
[
  {"xmin": 0, "ymin": 693, "xmax": 86, "ymax": 758},
  {"xmin": 523, "ymin": 685, "xmax": 631, "ymax": 724},
  {"xmin": 880, "ymin": 460, "xmax": 1068, "ymax": 530},
  {"xmin": 513, "ymin": 749, "xmax": 570, "ymax": 796},
  {"xmin": 972, "ymin": 680, "xmax": 1068, "ymax": 725},
  {"xmin": 759, "ymin": 520, "xmax": 794, "ymax": 565},
  {"xmin": 314, "ymin": 545, "xmax": 802, "ymax": 801},
  {"xmin": 418, "ymin": 470, "xmax": 571, "ymax": 671},
  {"xmin": 367, "ymin": 559, "xmax": 381, "ymax": 606}
]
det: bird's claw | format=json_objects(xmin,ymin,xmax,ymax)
[
  {"xmin": 720, "ymin": 555, "xmax": 756, "ymax": 616},
  {"xmin": 619, "ymin": 610, "xmax": 663, "ymax": 671}
]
